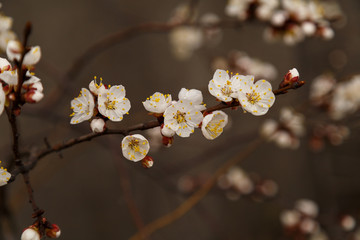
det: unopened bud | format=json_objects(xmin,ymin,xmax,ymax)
[
  {"xmin": 21, "ymin": 226, "xmax": 40, "ymax": 240},
  {"xmin": 23, "ymin": 90, "xmax": 44, "ymax": 103},
  {"xmin": 280, "ymin": 68, "xmax": 300, "ymax": 88},
  {"xmin": 45, "ymin": 224, "xmax": 61, "ymax": 238},
  {"xmin": 161, "ymin": 125, "xmax": 175, "ymax": 137},
  {"xmin": 162, "ymin": 136, "xmax": 173, "ymax": 147},
  {"xmin": 6, "ymin": 40, "xmax": 23, "ymax": 62},
  {"xmin": 302, "ymin": 21, "xmax": 316, "ymax": 36},
  {"xmin": 141, "ymin": 156, "xmax": 154, "ymax": 168},
  {"xmin": 90, "ymin": 118, "xmax": 106, "ymax": 133}
]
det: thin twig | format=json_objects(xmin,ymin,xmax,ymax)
[
  {"xmin": 129, "ymin": 138, "xmax": 263, "ymax": 240},
  {"xmin": 9, "ymin": 81, "xmax": 304, "ymax": 182}
]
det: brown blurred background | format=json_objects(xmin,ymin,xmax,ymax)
[{"xmin": 1, "ymin": 0, "xmax": 360, "ymax": 239}]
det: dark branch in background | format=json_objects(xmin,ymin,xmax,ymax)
[
  {"xmin": 36, "ymin": 18, "xmax": 243, "ymax": 111},
  {"xmin": 129, "ymin": 138, "xmax": 264, "ymax": 240},
  {"xmin": 9, "ymin": 81, "xmax": 304, "ymax": 182}
]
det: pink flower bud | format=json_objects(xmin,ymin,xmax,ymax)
[
  {"xmin": 23, "ymin": 90, "xmax": 44, "ymax": 103},
  {"xmin": 45, "ymin": 224, "xmax": 61, "ymax": 238},
  {"xmin": 162, "ymin": 136, "xmax": 173, "ymax": 147},
  {"xmin": 279, "ymin": 68, "xmax": 300, "ymax": 88},
  {"xmin": 141, "ymin": 156, "xmax": 154, "ymax": 168},
  {"xmin": 21, "ymin": 226, "xmax": 41, "ymax": 240}
]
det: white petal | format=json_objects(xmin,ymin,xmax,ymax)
[
  {"xmin": 178, "ymin": 88, "xmax": 203, "ymax": 105},
  {"xmin": 23, "ymin": 46, "xmax": 41, "ymax": 66},
  {"xmin": 0, "ymin": 57, "xmax": 10, "ymax": 71},
  {"xmin": 0, "ymin": 70, "xmax": 17, "ymax": 86},
  {"xmin": 6, "ymin": 40, "xmax": 22, "ymax": 61},
  {"xmin": 212, "ymin": 69, "xmax": 230, "ymax": 85},
  {"xmin": 161, "ymin": 126, "xmax": 176, "ymax": 137}
]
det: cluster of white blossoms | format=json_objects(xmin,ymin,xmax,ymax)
[
  {"xmin": 217, "ymin": 166, "xmax": 278, "ymax": 201},
  {"xmin": 70, "ymin": 77, "xmax": 131, "ymax": 130},
  {"xmin": 225, "ymin": 0, "xmax": 342, "ymax": 46},
  {"xmin": 143, "ymin": 87, "xmax": 229, "ymax": 140},
  {"xmin": 329, "ymin": 75, "xmax": 360, "ymax": 120},
  {"xmin": 209, "ymin": 69, "xmax": 276, "ymax": 116},
  {"xmin": 265, "ymin": 0, "xmax": 341, "ymax": 45},
  {"xmin": 309, "ymin": 74, "xmax": 360, "ymax": 121},
  {"xmin": 260, "ymin": 107, "xmax": 305, "ymax": 149},
  {"xmin": 0, "ymin": 161, "xmax": 11, "ymax": 186},
  {"xmin": 0, "ymin": 4, "xmax": 17, "ymax": 52},
  {"xmin": 0, "ymin": 40, "xmax": 42, "ymax": 117},
  {"xmin": 70, "ymin": 78, "xmax": 152, "ymax": 164},
  {"xmin": 226, "ymin": 0, "xmax": 279, "ymax": 21},
  {"xmin": 212, "ymin": 50, "xmax": 278, "ymax": 81},
  {"xmin": 309, "ymin": 73, "xmax": 336, "ymax": 106},
  {"xmin": 280, "ymin": 199, "xmax": 324, "ymax": 237}
]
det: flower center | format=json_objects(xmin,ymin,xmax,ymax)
[
  {"xmin": 105, "ymin": 99, "xmax": 117, "ymax": 110},
  {"xmin": 246, "ymin": 90, "xmax": 261, "ymax": 104},
  {"xmin": 174, "ymin": 110, "xmax": 186, "ymax": 124},
  {"xmin": 206, "ymin": 121, "xmax": 223, "ymax": 138},
  {"xmin": 128, "ymin": 139, "xmax": 140, "ymax": 152},
  {"xmin": 221, "ymin": 85, "xmax": 233, "ymax": 96}
]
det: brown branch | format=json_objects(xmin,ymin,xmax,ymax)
[
  {"xmin": 5, "ymin": 22, "xmax": 44, "ymax": 220},
  {"xmin": 129, "ymin": 137, "xmax": 263, "ymax": 240},
  {"xmin": 8, "ymin": 80, "xmax": 304, "ymax": 182}
]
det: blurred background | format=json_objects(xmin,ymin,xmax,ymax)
[{"xmin": 1, "ymin": 0, "xmax": 360, "ymax": 239}]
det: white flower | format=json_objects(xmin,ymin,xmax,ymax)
[
  {"xmin": 237, "ymin": 77, "xmax": 275, "ymax": 115},
  {"xmin": 0, "ymin": 83, "xmax": 5, "ymax": 116},
  {"xmin": 0, "ymin": 57, "xmax": 10, "ymax": 72},
  {"xmin": 97, "ymin": 85, "xmax": 131, "ymax": 122},
  {"xmin": 178, "ymin": 88, "xmax": 206, "ymax": 111},
  {"xmin": 226, "ymin": 167, "xmax": 254, "ymax": 194},
  {"xmin": 0, "ymin": 67, "xmax": 17, "ymax": 86},
  {"xmin": 70, "ymin": 88, "xmax": 95, "ymax": 124},
  {"xmin": 21, "ymin": 227, "xmax": 40, "ymax": 240},
  {"xmin": 89, "ymin": 76, "xmax": 106, "ymax": 96},
  {"xmin": 143, "ymin": 92, "xmax": 172, "ymax": 113},
  {"xmin": 230, "ymin": 51, "xmax": 278, "ymax": 81},
  {"xmin": 0, "ymin": 162, "xmax": 11, "ymax": 186},
  {"xmin": 90, "ymin": 118, "xmax": 106, "ymax": 133},
  {"xmin": 256, "ymin": 0, "xmax": 279, "ymax": 20},
  {"xmin": 280, "ymin": 210, "xmax": 301, "ymax": 227},
  {"xmin": 121, "ymin": 134, "xmax": 150, "ymax": 162},
  {"xmin": 169, "ymin": 26, "xmax": 203, "ymax": 60},
  {"xmin": 300, "ymin": 218, "xmax": 318, "ymax": 234},
  {"xmin": 260, "ymin": 107, "xmax": 304, "ymax": 149},
  {"xmin": 208, "ymin": 69, "xmax": 242, "ymax": 102},
  {"xmin": 295, "ymin": 199, "xmax": 319, "ymax": 218},
  {"xmin": 201, "ymin": 110, "xmax": 228, "ymax": 140},
  {"xmin": 279, "ymin": 107, "xmax": 305, "ymax": 136},
  {"xmin": 0, "ymin": 30, "xmax": 16, "ymax": 52},
  {"xmin": 310, "ymin": 74, "xmax": 336, "ymax": 102},
  {"xmin": 0, "ymin": 14, "xmax": 13, "ymax": 32},
  {"xmin": 6, "ymin": 40, "xmax": 41, "ymax": 66},
  {"xmin": 163, "ymin": 99, "xmax": 203, "ymax": 137},
  {"xmin": 161, "ymin": 125, "xmax": 176, "ymax": 137},
  {"xmin": 225, "ymin": 0, "xmax": 250, "ymax": 20},
  {"xmin": 330, "ymin": 75, "xmax": 360, "ymax": 120}
]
